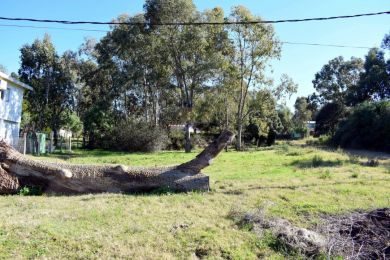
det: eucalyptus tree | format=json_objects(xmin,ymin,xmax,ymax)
[
  {"xmin": 312, "ymin": 56, "xmax": 364, "ymax": 105},
  {"xmin": 226, "ymin": 6, "xmax": 281, "ymax": 150},
  {"xmin": 273, "ymin": 74, "xmax": 298, "ymax": 104},
  {"xmin": 96, "ymin": 14, "xmax": 173, "ymax": 126},
  {"xmin": 18, "ymin": 34, "xmax": 76, "ymax": 144},
  {"xmin": 293, "ymin": 97, "xmax": 312, "ymax": 128},
  {"xmin": 144, "ymin": 0, "xmax": 227, "ymax": 152},
  {"xmin": 354, "ymin": 48, "xmax": 390, "ymax": 103}
]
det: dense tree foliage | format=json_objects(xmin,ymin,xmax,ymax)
[
  {"xmin": 311, "ymin": 33, "xmax": 390, "ymax": 151},
  {"xmin": 17, "ymin": 1, "xmax": 286, "ymax": 151},
  {"xmin": 352, "ymin": 48, "xmax": 390, "ymax": 103},
  {"xmin": 315, "ymin": 102, "xmax": 346, "ymax": 136},
  {"xmin": 332, "ymin": 101, "xmax": 390, "ymax": 152},
  {"xmin": 313, "ymin": 56, "xmax": 364, "ymax": 105},
  {"xmin": 18, "ymin": 34, "xmax": 76, "ymax": 144},
  {"xmin": 293, "ymin": 97, "xmax": 312, "ymax": 127}
]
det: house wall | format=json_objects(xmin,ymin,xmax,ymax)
[{"xmin": 0, "ymin": 79, "xmax": 25, "ymax": 145}]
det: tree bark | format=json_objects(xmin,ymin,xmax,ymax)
[{"xmin": 0, "ymin": 131, "xmax": 234, "ymax": 195}]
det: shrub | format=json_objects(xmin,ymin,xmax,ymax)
[
  {"xmin": 332, "ymin": 101, "xmax": 390, "ymax": 152},
  {"xmin": 315, "ymin": 102, "xmax": 347, "ymax": 136},
  {"xmin": 18, "ymin": 186, "xmax": 43, "ymax": 196},
  {"xmin": 109, "ymin": 121, "xmax": 168, "ymax": 152},
  {"xmin": 267, "ymin": 129, "xmax": 277, "ymax": 146},
  {"xmin": 166, "ymin": 129, "xmax": 208, "ymax": 150},
  {"xmin": 167, "ymin": 129, "xmax": 185, "ymax": 150}
]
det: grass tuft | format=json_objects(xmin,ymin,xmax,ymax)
[
  {"xmin": 319, "ymin": 170, "xmax": 332, "ymax": 179},
  {"xmin": 312, "ymin": 155, "xmax": 324, "ymax": 167}
]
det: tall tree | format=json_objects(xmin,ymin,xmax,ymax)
[
  {"xmin": 144, "ymin": 0, "xmax": 226, "ymax": 152},
  {"xmin": 227, "ymin": 6, "xmax": 280, "ymax": 150},
  {"xmin": 293, "ymin": 97, "xmax": 312, "ymax": 128},
  {"xmin": 313, "ymin": 56, "xmax": 363, "ymax": 105},
  {"xmin": 352, "ymin": 48, "xmax": 390, "ymax": 103},
  {"xmin": 18, "ymin": 34, "xmax": 76, "ymax": 143},
  {"xmin": 277, "ymin": 105, "xmax": 293, "ymax": 135},
  {"xmin": 273, "ymin": 74, "xmax": 298, "ymax": 104}
]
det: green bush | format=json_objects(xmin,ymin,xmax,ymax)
[
  {"xmin": 332, "ymin": 101, "xmax": 390, "ymax": 152},
  {"xmin": 267, "ymin": 129, "xmax": 277, "ymax": 146},
  {"xmin": 18, "ymin": 186, "xmax": 43, "ymax": 196},
  {"xmin": 167, "ymin": 129, "xmax": 208, "ymax": 150},
  {"xmin": 109, "ymin": 121, "xmax": 168, "ymax": 152},
  {"xmin": 315, "ymin": 102, "xmax": 346, "ymax": 136}
]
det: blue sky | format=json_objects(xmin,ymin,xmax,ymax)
[{"xmin": 1, "ymin": 0, "xmax": 389, "ymax": 108}]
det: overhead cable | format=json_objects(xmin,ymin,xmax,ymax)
[
  {"xmin": 0, "ymin": 24, "xmax": 375, "ymax": 50},
  {"xmin": 0, "ymin": 11, "xmax": 389, "ymax": 26}
]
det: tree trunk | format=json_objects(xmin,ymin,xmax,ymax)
[
  {"xmin": 0, "ymin": 131, "xmax": 234, "ymax": 195},
  {"xmin": 53, "ymin": 128, "xmax": 58, "ymax": 147},
  {"xmin": 184, "ymin": 123, "xmax": 191, "ymax": 153},
  {"xmin": 236, "ymin": 122, "xmax": 242, "ymax": 151}
]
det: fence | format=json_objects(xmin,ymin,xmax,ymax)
[{"xmin": 10, "ymin": 132, "xmax": 72, "ymax": 155}]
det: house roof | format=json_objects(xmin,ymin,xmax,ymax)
[{"xmin": 0, "ymin": 71, "xmax": 33, "ymax": 91}]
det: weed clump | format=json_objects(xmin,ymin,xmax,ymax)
[
  {"xmin": 18, "ymin": 186, "xmax": 43, "ymax": 196},
  {"xmin": 319, "ymin": 170, "xmax": 332, "ymax": 179},
  {"xmin": 350, "ymin": 172, "xmax": 359, "ymax": 178}
]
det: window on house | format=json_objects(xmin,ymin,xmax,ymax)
[{"xmin": 1, "ymin": 89, "xmax": 10, "ymax": 102}]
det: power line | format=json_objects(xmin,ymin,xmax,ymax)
[
  {"xmin": 0, "ymin": 11, "xmax": 389, "ymax": 26},
  {"xmin": 0, "ymin": 23, "xmax": 108, "ymax": 32},
  {"xmin": 281, "ymin": 41, "xmax": 372, "ymax": 49},
  {"xmin": 0, "ymin": 23, "xmax": 376, "ymax": 50}
]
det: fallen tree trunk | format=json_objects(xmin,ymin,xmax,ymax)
[{"xmin": 0, "ymin": 131, "xmax": 234, "ymax": 195}]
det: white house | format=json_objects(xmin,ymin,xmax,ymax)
[{"xmin": 0, "ymin": 71, "xmax": 33, "ymax": 146}]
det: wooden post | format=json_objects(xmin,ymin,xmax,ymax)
[{"xmin": 69, "ymin": 137, "xmax": 72, "ymax": 152}]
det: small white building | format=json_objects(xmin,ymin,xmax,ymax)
[{"xmin": 0, "ymin": 71, "xmax": 33, "ymax": 146}]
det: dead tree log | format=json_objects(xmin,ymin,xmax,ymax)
[{"xmin": 0, "ymin": 131, "xmax": 234, "ymax": 195}]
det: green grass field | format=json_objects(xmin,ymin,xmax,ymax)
[{"xmin": 1, "ymin": 143, "xmax": 389, "ymax": 259}]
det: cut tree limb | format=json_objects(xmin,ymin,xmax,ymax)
[{"xmin": 0, "ymin": 131, "xmax": 234, "ymax": 195}]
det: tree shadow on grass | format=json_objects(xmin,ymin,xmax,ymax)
[
  {"xmin": 290, "ymin": 157, "xmax": 343, "ymax": 169},
  {"xmin": 225, "ymin": 178, "xmax": 390, "ymax": 193}
]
